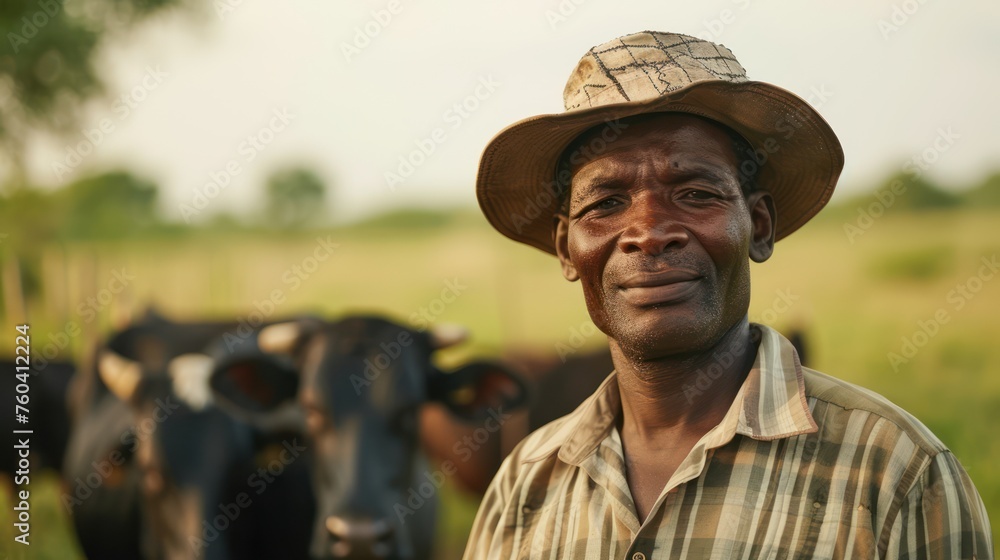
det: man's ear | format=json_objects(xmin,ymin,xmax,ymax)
[
  {"xmin": 553, "ymin": 213, "xmax": 579, "ymax": 281},
  {"xmin": 747, "ymin": 190, "xmax": 776, "ymax": 263}
]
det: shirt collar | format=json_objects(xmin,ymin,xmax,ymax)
[{"xmin": 521, "ymin": 323, "xmax": 818, "ymax": 465}]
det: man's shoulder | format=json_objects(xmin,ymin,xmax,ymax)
[
  {"xmin": 507, "ymin": 369, "xmax": 617, "ymax": 465},
  {"xmin": 801, "ymin": 366, "xmax": 948, "ymax": 457},
  {"xmin": 508, "ymin": 403, "xmax": 583, "ymax": 465}
]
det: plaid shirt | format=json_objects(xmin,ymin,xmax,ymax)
[{"xmin": 463, "ymin": 325, "xmax": 993, "ymax": 559}]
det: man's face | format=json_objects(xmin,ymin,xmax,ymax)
[{"xmin": 553, "ymin": 113, "xmax": 776, "ymax": 359}]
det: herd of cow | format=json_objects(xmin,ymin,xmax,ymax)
[{"xmin": 2, "ymin": 310, "xmax": 614, "ymax": 559}]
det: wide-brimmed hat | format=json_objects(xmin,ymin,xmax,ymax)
[{"xmin": 476, "ymin": 31, "xmax": 844, "ymax": 255}]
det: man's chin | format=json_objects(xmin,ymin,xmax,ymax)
[{"xmin": 609, "ymin": 307, "xmax": 720, "ymax": 359}]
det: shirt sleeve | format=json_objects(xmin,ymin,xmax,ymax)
[
  {"xmin": 884, "ymin": 450, "xmax": 993, "ymax": 559},
  {"xmin": 462, "ymin": 451, "xmax": 519, "ymax": 560}
]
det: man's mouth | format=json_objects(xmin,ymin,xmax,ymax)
[{"xmin": 617, "ymin": 269, "xmax": 702, "ymax": 306}]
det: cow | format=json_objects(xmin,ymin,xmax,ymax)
[
  {"xmin": 209, "ymin": 315, "xmax": 528, "ymax": 560},
  {"xmin": 63, "ymin": 312, "xmax": 314, "ymax": 559}
]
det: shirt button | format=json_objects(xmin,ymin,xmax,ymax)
[{"xmin": 632, "ymin": 553, "xmax": 646, "ymax": 560}]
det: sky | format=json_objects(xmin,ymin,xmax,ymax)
[{"xmin": 23, "ymin": 0, "xmax": 1000, "ymax": 223}]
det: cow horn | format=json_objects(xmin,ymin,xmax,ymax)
[
  {"xmin": 258, "ymin": 322, "xmax": 302, "ymax": 354},
  {"xmin": 430, "ymin": 324, "xmax": 468, "ymax": 349},
  {"xmin": 168, "ymin": 353, "xmax": 215, "ymax": 410},
  {"xmin": 98, "ymin": 350, "xmax": 143, "ymax": 401}
]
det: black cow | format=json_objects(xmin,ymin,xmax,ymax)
[
  {"xmin": 209, "ymin": 315, "xmax": 527, "ymax": 560},
  {"xmin": 64, "ymin": 312, "xmax": 314, "ymax": 559}
]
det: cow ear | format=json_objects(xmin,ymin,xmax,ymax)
[
  {"xmin": 98, "ymin": 350, "xmax": 144, "ymax": 404},
  {"xmin": 210, "ymin": 356, "xmax": 299, "ymax": 415},
  {"xmin": 209, "ymin": 321, "xmax": 311, "ymax": 416},
  {"xmin": 431, "ymin": 361, "xmax": 528, "ymax": 422}
]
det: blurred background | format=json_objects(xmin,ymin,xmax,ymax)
[{"xmin": 1, "ymin": 0, "xmax": 998, "ymax": 558}]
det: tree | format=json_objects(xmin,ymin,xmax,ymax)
[
  {"xmin": 264, "ymin": 166, "xmax": 327, "ymax": 229},
  {"xmin": 57, "ymin": 170, "xmax": 159, "ymax": 238},
  {"xmin": 1, "ymin": 0, "xmax": 193, "ymax": 188},
  {"xmin": 0, "ymin": 185, "xmax": 62, "ymax": 251},
  {"xmin": 877, "ymin": 171, "xmax": 961, "ymax": 211}
]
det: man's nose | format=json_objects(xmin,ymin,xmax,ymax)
[{"xmin": 617, "ymin": 194, "xmax": 689, "ymax": 255}]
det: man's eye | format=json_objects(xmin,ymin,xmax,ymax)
[
  {"xmin": 593, "ymin": 198, "xmax": 620, "ymax": 210},
  {"xmin": 684, "ymin": 189, "xmax": 717, "ymax": 200}
]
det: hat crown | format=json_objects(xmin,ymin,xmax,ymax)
[{"xmin": 563, "ymin": 31, "xmax": 749, "ymax": 111}]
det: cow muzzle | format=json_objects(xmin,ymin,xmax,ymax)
[{"xmin": 325, "ymin": 515, "xmax": 394, "ymax": 559}]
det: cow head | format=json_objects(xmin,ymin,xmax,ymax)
[
  {"xmin": 209, "ymin": 315, "xmax": 527, "ymax": 560},
  {"xmin": 94, "ymin": 321, "xmax": 307, "ymax": 560}
]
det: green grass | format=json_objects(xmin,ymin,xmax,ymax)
[
  {"xmin": 0, "ymin": 474, "xmax": 82, "ymax": 559},
  {"xmin": 3, "ymin": 207, "xmax": 999, "ymax": 557}
]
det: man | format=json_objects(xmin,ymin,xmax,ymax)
[{"xmin": 463, "ymin": 31, "xmax": 992, "ymax": 559}]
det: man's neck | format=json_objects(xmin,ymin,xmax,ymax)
[{"xmin": 612, "ymin": 320, "xmax": 759, "ymax": 441}]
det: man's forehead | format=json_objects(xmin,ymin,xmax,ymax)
[
  {"xmin": 566, "ymin": 123, "xmax": 742, "ymax": 190},
  {"xmin": 567, "ymin": 113, "xmax": 737, "ymax": 159},
  {"xmin": 571, "ymin": 158, "xmax": 738, "ymax": 191}
]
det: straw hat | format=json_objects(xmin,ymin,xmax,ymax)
[{"xmin": 476, "ymin": 31, "xmax": 844, "ymax": 254}]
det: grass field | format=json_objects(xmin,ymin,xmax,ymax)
[{"xmin": 1, "ymin": 207, "xmax": 998, "ymax": 558}]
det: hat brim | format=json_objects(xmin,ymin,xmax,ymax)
[{"xmin": 476, "ymin": 80, "xmax": 844, "ymax": 255}]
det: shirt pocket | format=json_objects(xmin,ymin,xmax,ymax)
[
  {"xmin": 788, "ymin": 500, "xmax": 878, "ymax": 559},
  {"xmin": 505, "ymin": 496, "xmax": 554, "ymax": 558},
  {"xmin": 712, "ymin": 502, "xmax": 820, "ymax": 560}
]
